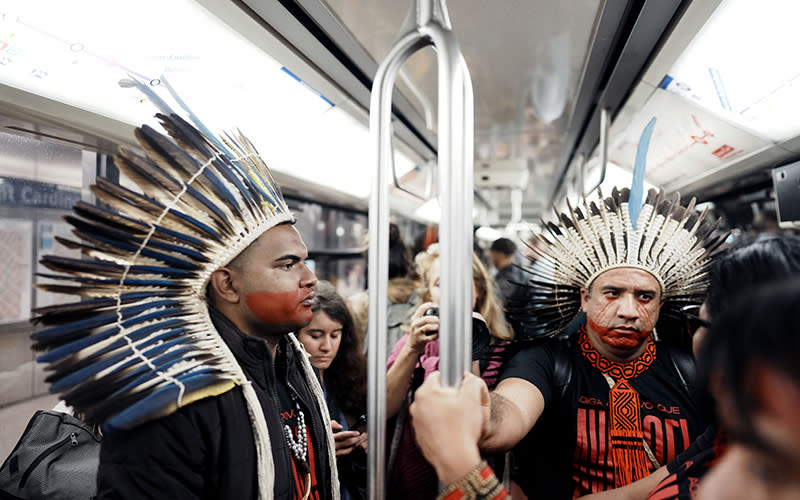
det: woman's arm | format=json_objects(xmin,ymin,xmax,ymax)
[{"xmin": 386, "ymin": 301, "xmax": 440, "ymax": 418}]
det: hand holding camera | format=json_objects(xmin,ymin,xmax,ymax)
[
  {"xmin": 411, "ymin": 303, "xmax": 491, "ymax": 358},
  {"xmin": 408, "ymin": 302, "xmax": 441, "ymax": 352}
]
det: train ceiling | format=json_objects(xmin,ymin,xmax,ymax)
[{"xmin": 1, "ymin": 0, "xmax": 799, "ymax": 226}]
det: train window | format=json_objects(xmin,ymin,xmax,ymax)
[{"xmin": 0, "ymin": 128, "xmax": 89, "ymax": 408}]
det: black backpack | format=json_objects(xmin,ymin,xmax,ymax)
[{"xmin": 0, "ymin": 410, "xmax": 101, "ymax": 500}]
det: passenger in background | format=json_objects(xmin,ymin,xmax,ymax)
[
  {"xmin": 752, "ymin": 208, "xmax": 781, "ymax": 238},
  {"xmin": 347, "ymin": 223, "xmax": 417, "ymax": 353},
  {"xmin": 297, "ymin": 281, "xmax": 367, "ymax": 500},
  {"xmin": 385, "ymin": 243, "xmax": 512, "ymax": 500},
  {"xmin": 695, "ymin": 279, "xmax": 800, "ymax": 500},
  {"xmin": 488, "ymin": 237, "xmax": 528, "ymax": 310}
]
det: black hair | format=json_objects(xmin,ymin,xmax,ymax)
[
  {"xmin": 490, "ymin": 237, "xmax": 517, "ymax": 256},
  {"xmin": 705, "ymin": 235, "xmax": 800, "ymax": 318},
  {"xmin": 698, "ymin": 279, "xmax": 800, "ymax": 434},
  {"xmin": 309, "ymin": 281, "xmax": 367, "ymax": 417},
  {"xmin": 388, "ymin": 223, "xmax": 411, "ymax": 279}
]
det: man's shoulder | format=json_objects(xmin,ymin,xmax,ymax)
[{"xmin": 104, "ymin": 388, "xmax": 248, "ymax": 444}]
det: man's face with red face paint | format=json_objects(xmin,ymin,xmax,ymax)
[
  {"xmin": 228, "ymin": 224, "xmax": 317, "ymax": 337},
  {"xmin": 580, "ymin": 267, "xmax": 662, "ymax": 359}
]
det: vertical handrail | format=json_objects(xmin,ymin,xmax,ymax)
[
  {"xmin": 367, "ymin": 0, "xmax": 474, "ymax": 499},
  {"xmin": 576, "ymin": 153, "xmax": 586, "ymax": 199},
  {"xmin": 584, "ymin": 108, "xmax": 610, "ymax": 196}
]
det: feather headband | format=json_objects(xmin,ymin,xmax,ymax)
[{"xmin": 31, "ymin": 113, "xmax": 293, "ymax": 431}]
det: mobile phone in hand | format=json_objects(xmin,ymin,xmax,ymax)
[{"xmin": 347, "ymin": 414, "xmax": 367, "ymax": 432}]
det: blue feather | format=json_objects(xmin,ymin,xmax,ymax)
[
  {"xmin": 127, "ymin": 75, "xmax": 178, "ymax": 116},
  {"xmin": 629, "ymin": 117, "xmax": 657, "ymax": 230},
  {"xmin": 50, "ymin": 334, "xmax": 189, "ymax": 391},
  {"xmin": 38, "ymin": 313, "xmax": 186, "ymax": 363},
  {"xmin": 67, "ymin": 344, "xmax": 193, "ymax": 403},
  {"xmin": 138, "ymin": 125, "xmax": 242, "ymax": 212},
  {"xmin": 47, "ymin": 327, "xmax": 189, "ymax": 381},
  {"xmin": 160, "ymin": 76, "xmax": 236, "ymax": 159},
  {"xmin": 104, "ymin": 370, "xmax": 223, "ymax": 432},
  {"xmin": 99, "ymin": 349, "xmax": 203, "ymax": 403},
  {"xmin": 32, "ymin": 299, "xmax": 180, "ymax": 343}
]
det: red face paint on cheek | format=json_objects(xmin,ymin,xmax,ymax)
[
  {"xmin": 635, "ymin": 302, "xmax": 656, "ymax": 332},
  {"xmin": 587, "ymin": 316, "xmax": 651, "ymax": 349},
  {"xmin": 246, "ymin": 290, "xmax": 313, "ymax": 326}
]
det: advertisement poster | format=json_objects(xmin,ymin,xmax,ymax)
[{"xmin": 608, "ymin": 89, "xmax": 770, "ymax": 189}]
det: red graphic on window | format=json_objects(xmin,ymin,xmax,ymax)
[
  {"xmin": 690, "ymin": 131, "xmax": 714, "ymax": 146},
  {"xmin": 712, "ymin": 145, "xmax": 741, "ymax": 159}
]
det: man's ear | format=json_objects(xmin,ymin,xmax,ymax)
[
  {"xmin": 209, "ymin": 267, "xmax": 241, "ymax": 305},
  {"xmin": 580, "ymin": 287, "xmax": 590, "ymax": 313}
]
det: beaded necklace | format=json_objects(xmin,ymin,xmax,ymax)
[{"xmin": 283, "ymin": 396, "xmax": 311, "ymax": 500}]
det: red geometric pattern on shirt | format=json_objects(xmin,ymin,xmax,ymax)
[
  {"xmin": 609, "ymin": 380, "xmax": 640, "ymax": 432},
  {"xmin": 578, "ymin": 326, "xmax": 656, "ymax": 380}
]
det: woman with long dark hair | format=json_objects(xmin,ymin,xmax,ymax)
[{"xmin": 297, "ymin": 281, "xmax": 367, "ymax": 500}]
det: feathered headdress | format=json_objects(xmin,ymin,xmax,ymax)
[
  {"xmin": 508, "ymin": 118, "xmax": 728, "ymax": 339},
  {"xmin": 30, "ymin": 111, "xmax": 293, "ymax": 432}
]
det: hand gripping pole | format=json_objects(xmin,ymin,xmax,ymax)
[{"xmin": 366, "ymin": 1, "xmax": 474, "ymax": 498}]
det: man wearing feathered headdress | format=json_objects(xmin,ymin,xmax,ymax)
[
  {"xmin": 31, "ymin": 113, "xmax": 341, "ymax": 499},
  {"xmin": 410, "ymin": 120, "xmax": 726, "ymax": 499},
  {"xmin": 477, "ymin": 121, "xmax": 726, "ymax": 498},
  {"xmin": 404, "ymin": 186, "xmax": 725, "ymax": 500}
]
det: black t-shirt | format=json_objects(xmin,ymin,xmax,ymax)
[
  {"xmin": 501, "ymin": 334, "xmax": 704, "ymax": 499},
  {"xmin": 276, "ymin": 380, "xmax": 324, "ymax": 500},
  {"xmin": 645, "ymin": 426, "xmax": 718, "ymax": 500}
]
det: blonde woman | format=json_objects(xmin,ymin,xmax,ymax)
[{"xmin": 385, "ymin": 243, "xmax": 512, "ymax": 500}]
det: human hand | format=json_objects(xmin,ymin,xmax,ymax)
[
  {"xmin": 358, "ymin": 432, "xmax": 368, "ymax": 453},
  {"xmin": 406, "ymin": 302, "xmax": 440, "ymax": 352},
  {"xmin": 331, "ymin": 420, "xmax": 366, "ymax": 456},
  {"xmin": 409, "ymin": 372, "xmax": 488, "ymax": 484}
]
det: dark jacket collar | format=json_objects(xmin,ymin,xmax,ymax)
[{"xmin": 208, "ymin": 306, "xmax": 293, "ymax": 389}]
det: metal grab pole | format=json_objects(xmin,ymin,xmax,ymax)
[
  {"xmin": 584, "ymin": 107, "xmax": 610, "ymax": 196},
  {"xmin": 367, "ymin": 0, "xmax": 474, "ymax": 498}
]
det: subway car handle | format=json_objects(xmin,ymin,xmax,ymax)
[
  {"xmin": 367, "ymin": 0, "xmax": 474, "ymax": 499},
  {"xmin": 585, "ymin": 107, "xmax": 610, "ymax": 196}
]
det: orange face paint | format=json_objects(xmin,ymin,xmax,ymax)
[
  {"xmin": 587, "ymin": 316, "xmax": 651, "ymax": 349},
  {"xmin": 246, "ymin": 289, "xmax": 314, "ymax": 326}
]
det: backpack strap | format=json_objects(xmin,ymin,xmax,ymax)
[
  {"xmin": 662, "ymin": 344, "xmax": 696, "ymax": 396},
  {"xmin": 551, "ymin": 337, "xmax": 574, "ymax": 401}
]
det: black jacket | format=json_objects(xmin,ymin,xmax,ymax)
[{"xmin": 96, "ymin": 308, "xmax": 334, "ymax": 499}]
